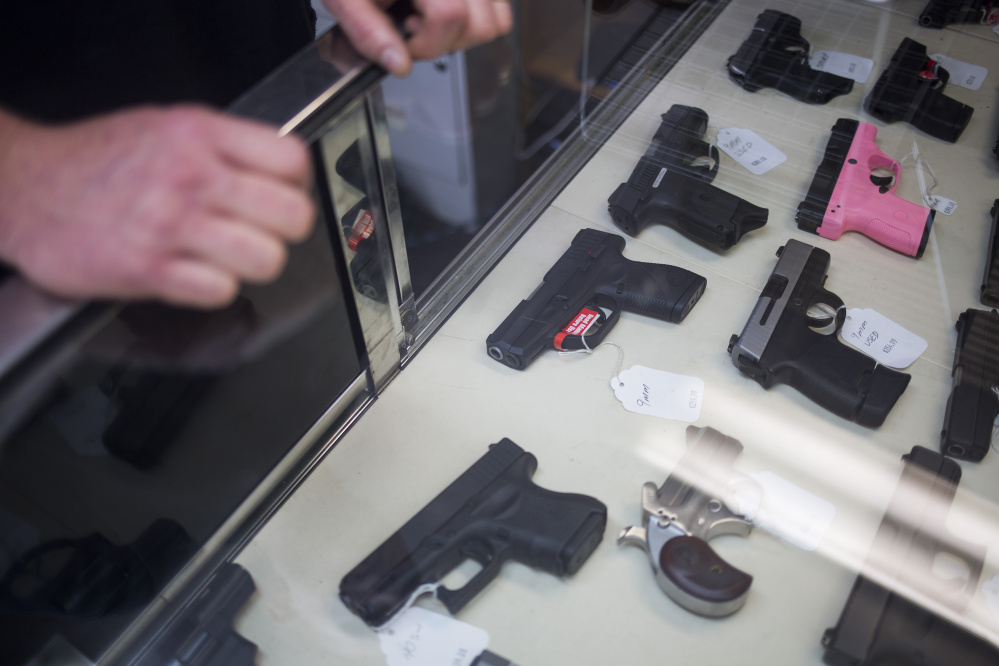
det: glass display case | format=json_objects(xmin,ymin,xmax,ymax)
[{"xmin": 2, "ymin": 0, "xmax": 999, "ymax": 664}]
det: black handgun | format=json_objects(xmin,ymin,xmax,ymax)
[
  {"xmin": 727, "ymin": 10, "xmax": 854, "ymax": 104},
  {"xmin": 338, "ymin": 439, "xmax": 607, "ymax": 628},
  {"xmin": 486, "ymin": 228, "xmax": 706, "ymax": 370},
  {"xmin": 728, "ymin": 239, "xmax": 911, "ymax": 427},
  {"xmin": 980, "ymin": 201, "xmax": 999, "ymax": 306},
  {"xmin": 864, "ymin": 38, "xmax": 974, "ymax": 143},
  {"xmin": 133, "ymin": 563, "xmax": 259, "ymax": 666},
  {"xmin": 822, "ymin": 446, "xmax": 999, "ymax": 666},
  {"xmin": 919, "ymin": 0, "xmax": 999, "ymax": 28},
  {"xmin": 940, "ymin": 308, "xmax": 999, "ymax": 462},
  {"xmin": 606, "ymin": 105, "xmax": 768, "ymax": 249}
]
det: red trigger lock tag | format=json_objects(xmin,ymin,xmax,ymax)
[
  {"xmin": 347, "ymin": 210, "xmax": 374, "ymax": 251},
  {"xmin": 554, "ymin": 307, "xmax": 601, "ymax": 351},
  {"xmin": 918, "ymin": 59, "xmax": 938, "ymax": 81}
]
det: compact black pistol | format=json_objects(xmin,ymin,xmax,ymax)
[
  {"xmin": 823, "ymin": 447, "xmax": 998, "ymax": 666},
  {"xmin": 727, "ymin": 10, "xmax": 854, "ymax": 104},
  {"xmin": 728, "ymin": 239, "xmax": 911, "ymax": 427},
  {"xmin": 864, "ymin": 38, "xmax": 974, "ymax": 143},
  {"xmin": 979, "ymin": 200, "xmax": 999, "ymax": 306},
  {"xmin": 919, "ymin": 0, "xmax": 999, "ymax": 28},
  {"xmin": 339, "ymin": 439, "xmax": 607, "ymax": 628},
  {"xmin": 487, "ymin": 228, "xmax": 706, "ymax": 370},
  {"xmin": 607, "ymin": 105, "xmax": 768, "ymax": 249},
  {"xmin": 940, "ymin": 308, "xmax": 999, "ymax": 462}
]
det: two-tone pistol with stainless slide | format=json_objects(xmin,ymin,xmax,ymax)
[{"xmin": 618, "ymin": 426, "xmax": 754, "ymax": 617}]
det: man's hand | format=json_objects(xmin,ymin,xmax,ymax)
[
  {"xmin": 322, "ymin": 0, "xmax": 513, "ymax": 77},
  {"xmin": 0, "ymin": 106, "xmax": 315, "ymax": 308}
]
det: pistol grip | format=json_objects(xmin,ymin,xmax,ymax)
[
  {"xmin": 776, "ymin": 332, "xmax": 911, "ymax": 427},
  {"xmin": 833, "ymin": 200, "xmax": 934, "ymax": 258},
  {"xmin": 620, "ymin": 263, "xmax": 706, "ymax": 323},
  {"xmin": 658, "ymin": 535, "xmax": 752, "ymax": 617},
  {"xmin": 436, "ymin": 545, "xmax": 507, "ymax": 615},
  {"xmin": 610, "ymin": 170, "xmax": 767, "ymax": 248}
]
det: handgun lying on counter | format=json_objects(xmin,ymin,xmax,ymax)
[
  {"xmin": 919, "ymin": 0, "xmax": 999, "ymax": 28},
  {"xmin": 606, "ymin": 104, "xmax": 768, "ymax": 249},
  {"xmin": 796, "ymin": 119, "xmax": 934, "ymax": 258},
  {"xmin": 728, "ymin": 239, "xmax": 911, "ymax": 428},
  {"xmin": 864, "ymin": 38, "xmax": 974, "ymax": 143},
  {"xmin": 822, "ymin": 447, "xmax": 999, "ymax": 666},
  {"xmin": 726, "ymin": 10, "xmax": 854, "ymax": 105},
  {"xmin": 486, "ymin": 228, "xmax": 705, "ymax": 370},
  {"xmin": 940, "ymin": 308, "xmax": 999, "ymax": 462},
  {"xmin": 339, "ymin": 439, "xmax": 607, "ymax": 628},
  {"xmin": 618, "ymin": 426, "xmax": 754, "ymax": 617},
  {"xmin": 132, "ymin": 563, "xmax": 260, "ymax": 666},
  {"xmin": 979, "ymin": 201, "xmax": 999, "ymax": 306}
]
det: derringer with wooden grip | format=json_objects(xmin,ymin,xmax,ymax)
[{"xmin": 618, "ymin": 426, "xmax": 753, "ymax": 617}]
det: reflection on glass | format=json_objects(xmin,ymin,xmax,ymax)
[
  {"xmin": 381, "ymin": 0, "xmax": 693, "ymax": 298},
  {"xmin": 0, "ymin": 221, "xmax": 363, "ymax": 664}
]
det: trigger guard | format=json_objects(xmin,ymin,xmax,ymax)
[
  {"xmin": 703, "ymin": 144, "xmax": 721, "ymax": 176},
  {"xmin": 435, "ymin": 544, "xmax": 504, "ymax": 615},
  {"xmin": 805, "ymin": 290, "xmax": 845, "ymax": 334}
]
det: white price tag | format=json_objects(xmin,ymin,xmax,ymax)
[
  {"xmin": 840, "ymin": 308, "xmax": 927, "ymax": 368},
  {"xmin": 807, "ymin": 50, "xmax": 874, "ymax": 83},
  {"xmin": 378, "ymin": 608, "xmax": 489, "ymax": 666},
  {"xmin": 611, "ymin": 365, "xmax": 703, "ymax": 422},
  {"xmin": 927, "ymin": 195, "xmax": 957, "ymax": 215},
  {"xmin": 733, "ymin": 471, "xmax": 835, "ymax": 551},
  {"xmin": 717, "ymin": 128, "xmax": 786, "ymax": 175},
  {"xmin": 930, "ymin": 53, "xmax": 988, "ymax": 90}
]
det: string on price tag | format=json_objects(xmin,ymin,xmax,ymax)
[
  {"xmin": 900, "ymin": 141, "xmax": 957, "ymax": 215},
  {"xmin": 839, "ymin": 308, "xmax": 927, "ymax": 368}
]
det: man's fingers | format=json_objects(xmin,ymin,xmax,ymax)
[
  {"xmin": 153, "ymin": 257, "xmax": 242, "ymax": 309},
  {"xmin": 324, "ymin": 0, "xmax": 413, "ymax": 75},
  {"xmin": 206, "ymin": 112, "xmax": 314, "ymax": 187},
  {"xmin": 403, "ymin": 0, "xmax": 511, "ymax": 60},
  {"xmin": 406, "ymin": 0, "xmax": 466, "ymax": 60},
  {"xmin": 488, "ymin": 0, "xmax": 513, "ymax": 42},
  {"xmin": 210, "ymin": 170, "xmax": 316, "ymax": 243},
  {"xmin": 176, "ymin": 216, "xmax": 291, "ymax": 284}
]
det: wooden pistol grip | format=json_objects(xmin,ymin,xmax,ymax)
[{"xmin": 659, "ymin": 535, "xmax": 752, "ymax": 616}]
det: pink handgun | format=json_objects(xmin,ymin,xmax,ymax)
[{"xmin": 796, "ymin": 119, "xmax": 934, "ymax": 257}]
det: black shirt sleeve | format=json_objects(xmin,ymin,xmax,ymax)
[{"xmin": 0, "ymin": 0, "xmax": 317, "ymax": 122}]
